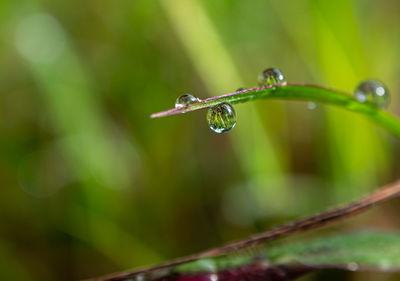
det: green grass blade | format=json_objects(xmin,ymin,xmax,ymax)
[
  {"xmin": 122, "ymin": 231, "xmax": 400, "ymax": 279},
  {"xmin": 268, "ymin": 231, "xmax": 400, "ymax": 271},
  {"xmin": 151, "ymin": 83, "xmax": 400, "ymax": 139}
]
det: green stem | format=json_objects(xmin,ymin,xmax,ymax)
[{"xmin": 151, "ymin": 83, "xmax": 400, "ymax": 138}]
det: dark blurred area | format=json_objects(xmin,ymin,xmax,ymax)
[{"xmin": 0, "ymin": 0, "xmax": 400, "ymax": 280}]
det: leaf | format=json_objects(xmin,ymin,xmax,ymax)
[
  {"xmin": 92, "ymin": 232, "xmax": 400, "ymax": 281},
  {"xmin": 88, "ymin": 181, "xmax": 400, "ymax": 280},
  {"xmin": 150, "ymin": 84, "xmax": 400, "ymax": 139},
  {"xmin": 145, "ymin": 232, "xmax": 400, "ymax": 281},
  {"xmin": 268, "ymin": 231, "xmax": 400, "ymax": 272}
]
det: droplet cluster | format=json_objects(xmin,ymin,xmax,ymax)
[{"xmin": 174, "ymin": 69, "xmax": 391, "ymax": 135}]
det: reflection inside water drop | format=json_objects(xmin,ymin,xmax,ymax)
[
  {"xmin": 258, "ymin": 68, "xmax": 286, "ymax": 86},
  {"xmin": 175, "ymin": 94, "xmax": 200, "ymax": 108},
  {"xmin": 207, "ymin": 102, "xmax": 237, "ymax": 133},
  {"xmin": 354, "ymin": 79, "xmax": 390, "ymax": 108}
]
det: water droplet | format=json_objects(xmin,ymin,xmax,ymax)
[
  {"xmin": 207, "ymin": 103, "xmax": 237, "ymax": 133},
  {"xmin": 354, "ymin": 79, "xmax": 390, "ymax": 108},
  {"xmin": 135, "ymin": 274, "xmax": 146, "ymax": 281},
  {"xmin": 307, "ymin": 102, "xmax": 318, "ymax": 110},
  {"xmin": 175, "ymin": 94, "xmax": 200, "ymax": 108},
  {"xmin": 209, "ymin": 273, "xmax": 218, "ymax": 281},
  {"xmin": 236, "ymin": 88, "xmax": 246, "ymax": 92},
  {"xmin": 346, "ymin": 262, "xmax": 359, "ymax": 271},
  {"xmin": 258, "ymin": 68, "xmax": 286, "ymax": 86}
]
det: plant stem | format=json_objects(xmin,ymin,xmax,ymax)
[
  {"xmin": 88, "ymin": 180, "xmax": 400, "ymax": 281},
  {"xmin": 151, "ymin": 83, "xmax": 400, "ymax": 138}
]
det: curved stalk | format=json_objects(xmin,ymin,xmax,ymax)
[
  {"xmin": 89, "ymin": 180, "xmax": 400, "ymax": 281},
  {"xmin": 151, "ymin": 83, "xmax": 400, "ymax": 138}
]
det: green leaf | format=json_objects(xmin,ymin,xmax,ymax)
[
  {"xmin": 151, "ymin": 84, "xmax": 400, "ymax": 139},
  {"xmin": 268, "ymin": 231, "xmax": 400, "ymax": 271}
]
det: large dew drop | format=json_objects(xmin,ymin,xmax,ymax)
[
  {"xmin": 175, "ymin": 94, "xmax": 200, "ymax": 108},
  {"xmin": 354, "ymin": 79, "xmax": 390, "ymax": 108},
  {"xmin": 207, "ymin": 102, "xmax": 237, "ymax": 133},
  {"xmin": 258, "ymin": 68, "xmax": 286, "ymax": 86}
]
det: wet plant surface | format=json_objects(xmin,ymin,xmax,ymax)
[{"xmin": 1, "ymin": 1, "xmax": 400, "ymax": 281}]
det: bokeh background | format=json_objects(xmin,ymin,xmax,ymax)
[{"xmin": 1, "ymin": 0, "xmax": 400, "ymax": 280}]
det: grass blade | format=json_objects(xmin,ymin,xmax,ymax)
[
  {"xmin": 268, "ymin": 231, "xmax": 400, "ymax": 272},
  {"xmin": 151, "ymin": 83, "xmax": 400, "ymax": 138}
]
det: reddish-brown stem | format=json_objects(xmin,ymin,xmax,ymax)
[
  {"xmin": 88, "ymin": 180, "xmax": 400, "ymax": 281},
  {"xmin": 149, "ymin": 83, "xmax": 348, "ymax": 118}
]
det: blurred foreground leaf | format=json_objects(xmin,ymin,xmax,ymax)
[
  {"xmin": 91, "ymin": 231, "xmax": 400, "ymax": 281},
  {"xmin": 269, "ymin": 231, "xmax": 400, "ymax": 271},
  {"xmin": 90, "ymin": 180, "xmax": 400, "ymax": 280}
]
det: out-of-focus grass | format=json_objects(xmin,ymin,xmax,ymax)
[
  {"xmin": 310, "ymin": 0, "xmax": 390, "ymax": 201},
  {"xmin": 0, "ymin": 0, "xmax": 399, "ymax": 280},
  {"xmin": 160, "ymin": 0, "xmax": 291, "ymax": 227}
]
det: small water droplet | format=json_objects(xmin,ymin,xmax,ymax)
[
  {"xmin": 134, "ymin": 274, "xmax": 145, "ymax": 281},
  {"xmin": 346, "ymin": 262, "xmax": 359, "ymax": 271},
  {"xmin": 307, "ymin": 102, "xmax": 318, "ymax": 110},
  {"xmin": 209, "ymin": 273, "xmax": 218, "ymax": 281},
  {"xmin": 207, "ymin": 102, "xmax": 237, "ymax": 133},
  {"xmin": 236, "ymin": 88, "xmax": 246, "ymax": 92},
  {"xmin": 175, "ymin": 94, "xmax": 200, "ymax": 108},
  {"xmin": 258, "ymin": 68, "xmax": 286, "ymax": 86},
  {"xmin": 354, "ymin": 79, "xmax": 390, "ymax": 108}
]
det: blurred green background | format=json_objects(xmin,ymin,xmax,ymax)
[{"xmin": 1, "ymin": 0, "xmax": 400, "ymax": 280}]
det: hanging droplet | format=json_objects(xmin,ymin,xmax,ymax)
[
  {"xmin": 354, "ymin": 79, "xmax": 390, "ymax": 108},
  {"xmin": 258, "ymin": 68, "xmax": 286, "ymax": 86},
  {"xmin": 236, "ymin": 88, "xmax": 246, "ymax": 92},
  {"xmin": 175, "ymin": 94, "xmax": 200, "ymax": 108},
  {"xmin": 207, "ymin": 102, "xmax": 237, "ymax": 133}
]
